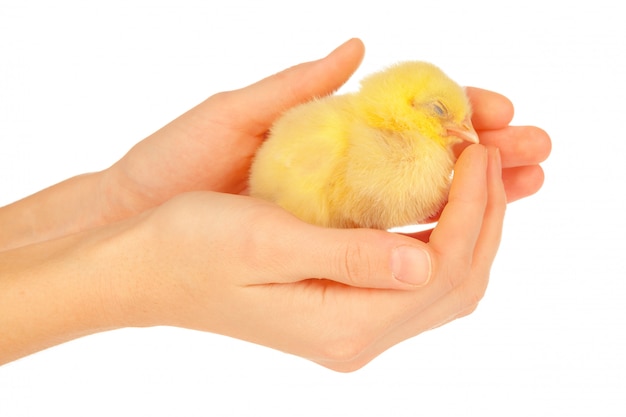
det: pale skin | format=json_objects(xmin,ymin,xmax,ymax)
[{"xmin": 0, "ymin": 39, "xmax": 550, "ymax": 371}]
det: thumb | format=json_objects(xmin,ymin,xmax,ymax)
[
  {"xmin": 225, "ymin": 38, "xmax": 365, "ymax": 135},
  {"xmin": 275, "ymin": 226, "xmax": 433, "ymax": 290}
]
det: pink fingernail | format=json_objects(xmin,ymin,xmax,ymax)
[{"xmin": 391, "ymin": 246, "xmax": 432, "ymax": 287}]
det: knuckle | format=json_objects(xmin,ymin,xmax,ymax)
[
  {"xmin": 317, "ymin": 333, "xmax": 371, "ymax": 364},
  {"xmin": 204, "ymin": 91, "xmax": 241, "ymax": 121},
  {"xmin": 207, "ymin": 90, "xmax": 232, "ymax": 106},
  {"xmin": 440, "ymin": 266, "xmax": 490, "ymax": 314},
  {"xmin": 310, "ymin": 315, "xmax": 380, "ymax": 366},
  {"xmin": 465, "ymin": 281, "xmax": 488, "ymax": 308},
  {"xmin": 457, "ymin": 303, "xmax": 479, "ymax": 319},
  {"xmin": 322, "ymin": 339, "xmax": 364, "ymax": 363},
  {"xmin": 440, "ymin": 260, "xmax": 470, "ymax": 292},
  {"xmin": 339, "ymin": 240, "xmax": 373, "ymax": 287},
  {"xmin": 456, "ymin": 274, "xmax": 489, "ymax": 313},
  {"xmin": 237, "ymin": 203, "xmax": 292, "ymax": 273}
]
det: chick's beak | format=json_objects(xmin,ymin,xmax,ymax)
[{"xmin": 445, "ymin": 116, "xmax": 479, "ymax": 144}]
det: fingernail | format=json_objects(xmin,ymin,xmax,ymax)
[{"xmin": 391, "ymin": 246, "xmax": 432, "ymax": 287}]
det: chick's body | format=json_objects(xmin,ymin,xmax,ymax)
[{"xmin": 249, "ymin": 61, "xmax": 478, "ymax": 230}]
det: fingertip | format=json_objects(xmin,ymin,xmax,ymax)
[
  {"xmin": 466, "ymin": 87, "xmax": 515, "ymax": 130},
  {"xmin": 232, "ymin": 38, "xmax": 365, "ymax": 130},
  {"xmin": 503, "ymin": 165, "xmax": 545, "ymax": 202},
  {"xmin": 457, "ymin": 143, "xmax": 489, "ymax": 170},
  {"xmin": 328, "ymin": 38, "xmax": 365, "ymax": 60},
  {"xmin": 450, "ymin": 144, "xmax": 489, "ymax": 197},
  {"xmin": 320, "ymin": 38, "xmax": 365, "ymax": 91},
  {"xmin": 533, "ymin": 126, "xmax": 552, "ymax": 163},
  {"xmin": 391, "ymin": 245, "xmax": 432, "ymax": 287}
]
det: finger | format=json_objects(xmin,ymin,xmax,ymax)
[
  {"xmin": 405, "ymin": 148, "xmax": 504, "ymax": 327},
  {"xmin": 429, "ymin": 144, "xmax": 489, "ymax": 262},
  {"xmin": 248, "ymin": 218, "xmax": 434, "ymax": 290},
  {"xmin": 224, "ymin": 38, "xmax": 365, "ymax": 135},
  {"xmin": 405, "ymin": 148, "xmax": 505, "ymax": 330},
  {"xmin": 503, "ymin": 165, "xmax": 545, "ymax": 202},
  {"xmin": 472, "ymin": 147, "xmax": 507, "ymax": 273},
  {"xmin": 465, "ymin": 87, "xmax": 514, "ymax": 130},
  {"xmin": 421, "ymin": 148, "xmax": 505, "ymax": 321},
  {"xmin": 298, "ymin": 227, "xmax": 434, "ymax": 290},
  {"xmin": 478, "ymin": 126, "xmax": 552, "ymax": 168}
]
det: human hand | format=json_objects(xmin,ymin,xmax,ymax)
[
  {"xmin": 100, "ymin": 39, "xmax": 366, "ymax": 221},
  {"xmin": 465, "ymin": 87, "xmax": 550, "ymax": 203},
  {"xmin": 100, "ymin": 39, "xmax": 550, "ymax": 223},
  {"xmin": 94, "ymin": 144, "xmax": 504, "ymax": 372}
]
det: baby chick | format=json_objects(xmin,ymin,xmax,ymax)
[{"xmin": 248, "ymin": 61, "xmax": 478, "ymax": 230}]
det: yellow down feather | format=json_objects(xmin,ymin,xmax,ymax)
[{"xmin": 248, "ymin": 61, "xmax": 478, "ymax": 230}]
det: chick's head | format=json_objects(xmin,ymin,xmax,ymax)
[{"xmin": 355, "ymin": 61, "xmax": 478, "ymax": 147}]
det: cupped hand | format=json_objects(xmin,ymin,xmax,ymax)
[
  {"xmin": 100, "ymin": 38, "xmax": 550, "ymax": 223},
  {"xmin": 101, "ymin": 39, "xmax": 366, "ymax": 220},
  {"xmin": 102, "ymin": 144, "xmax": 504, "ymax": 372}
]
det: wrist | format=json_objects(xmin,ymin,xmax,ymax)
[
  {"xmin": 0, "ymin": 226, "xmax": 125, "ymax": 364},
  {"xmin": 0, "ymin": 210, "xmax": 171, "ymax": 364},
  {"xmin": 85, "ymin": 208, "xmax": 183, "ymax": 330},
  {"xmin": 0, "ymin": 172, "xmax": 109, "ymax": 251}
]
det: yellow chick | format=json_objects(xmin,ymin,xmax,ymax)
[{"xmin": 248, "ymin": 61, "xmax": 479, "ymax": 229}]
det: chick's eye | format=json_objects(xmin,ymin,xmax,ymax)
[{"xmin": 432, "ymin": 102, "xmax": 447, "ymax": 117}]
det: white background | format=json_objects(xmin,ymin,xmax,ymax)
[{"xmin": 1, "ymin": 1, "xmax": 624, "ymax": 416}]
